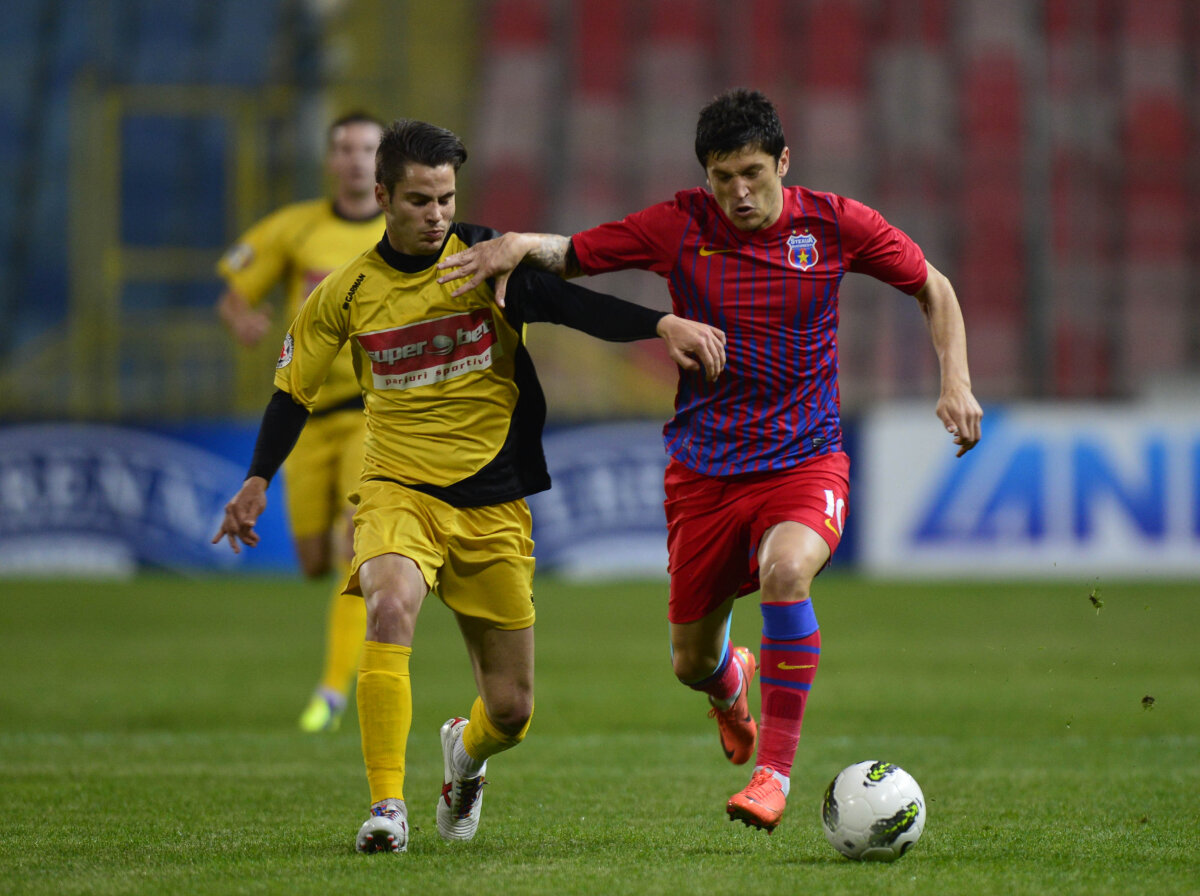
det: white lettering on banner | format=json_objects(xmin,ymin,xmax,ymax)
[
  {"xmin": 859, "ymin": 404, "xmax": 1200, "ymax": 578},
  {"xmin": 371, "ymin": 345, "xmax": 497, "ymax": 390}
]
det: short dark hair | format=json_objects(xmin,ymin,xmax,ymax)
[
  {"xmin": 694, "ymin": 88, "xmax": 786, "ymax": 168},
  {"xmin": 327, "ymin": 110, "xmax": 384, "ymax": 141},
  {"xmin": 375, "ymin": 119, "xmax": 469, "ymax": 195}
]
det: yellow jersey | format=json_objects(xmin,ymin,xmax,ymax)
[
  {"xmin": 218, "ymin": 199, "xmax": 383, "ymax": 412},
  {"xmin": 273, "ymin": 223, "xmax": 666, "ymax": 507}
]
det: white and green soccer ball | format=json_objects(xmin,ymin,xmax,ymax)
[{"xmin": 820, "ymin": 760, "xmax": 926, "ymax": 861}]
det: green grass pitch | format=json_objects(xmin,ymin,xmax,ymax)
[{"xmin": 1, "ymin": 574, "xmax": 1197, "ymax": 895}]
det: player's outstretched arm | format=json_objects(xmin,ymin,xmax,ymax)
[
  {"xmin": 438, "ymin": 232, "xmax": 577, "ymax": 305},
  {"xmin": 212, "ymin": 476, "xmax": 269, "ymax": 553},
  {"xmin": 913, "ymin": 261, "xmax": 983, "ymax": 457},
  {"xmin": 212, "ymin": 389, "xmax": 310, "ymax": 551},
  {"xmin": 656, "ymin": 314, "xmax": 727, "ymax": 382}
]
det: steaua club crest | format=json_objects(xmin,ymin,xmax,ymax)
[
  {"xmin": 787, "ymin": 231, "xmax": 819, "ymax": 271},
  {"xmin": 276, "ymin": 333, "xmax": 294, "ymax": 368}
]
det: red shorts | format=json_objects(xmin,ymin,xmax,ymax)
[{"xmin": 663, "ymin": 452, "xmax": 850, "ymax": 624}]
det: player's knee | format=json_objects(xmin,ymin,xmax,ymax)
[
  {"xmin": 365, "ymin": 591, "xmax": 420, "ymax": 643},
  {"xmin": 759, "ymin": 555, "xmax": 817, "ymax": 601},
  {"xmin": 294, "ymin": 536, "xmax": 331, "ymax": 579},
  {"xmin": 298, "ymin": 556, "xmax": 331, "ymax": 579},
  {"xmin": 671, "ymin": 647, "xmax": 718, "ymax": 685},
  {"xmin": 487, "ymin": 697, "xmax": 533, "ymax": 742}
]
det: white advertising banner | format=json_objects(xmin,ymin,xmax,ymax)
[{"xmin": 859, "ymin": 403, "xmax": 1200, "ymax": 578}]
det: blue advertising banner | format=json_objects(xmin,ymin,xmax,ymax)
[
  {"xmin": 0, "ymin": 423, "xmax": 296, "ymax": 576},
  {"xmin": 529, "ymin": 422, "xmax": 670, "ymax": 578}
]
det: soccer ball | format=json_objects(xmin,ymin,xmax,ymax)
[{"xmin": 820, "ymin": 760, "xmax": 926, "ymax": 861}]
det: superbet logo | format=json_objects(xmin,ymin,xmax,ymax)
[{"xmin": 356, "ymin": 309, "xmax": 499, "ymax": 390}]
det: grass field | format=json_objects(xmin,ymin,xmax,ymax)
[{"xmin": 1, "ymin": 574, "xmax": 1197, "ymax": 895}]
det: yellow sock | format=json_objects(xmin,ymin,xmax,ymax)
[
  {"xmin": 461, "ymin": 695, "xmax": 533, "ymax": 763},
  {"xmin": 357, "ymin": 641, "xmax": 412, "ymax": 804},
  {"xmin": 319, "ymin": 575, "xmax": 366, "ymax": 696}
]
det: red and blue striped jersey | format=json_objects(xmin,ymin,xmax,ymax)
[{"xmin": 571, "ymin": 186, "xmax": 927, "ymax": 476}]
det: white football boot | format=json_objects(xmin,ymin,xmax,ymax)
[
  {"xmin": 356, "ymin": 799, "xmax": 408, "ymax": 853},
  {"xmin": 436, "ymin": 717, "xmax": 487, "ymax": 841}
]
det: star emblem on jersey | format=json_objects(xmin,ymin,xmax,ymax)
[
  {"xmin": 787, "ymin": 231, "xmax": 818, "ymax": 270},
  {"xmin": 699, "ymin": 246, "xmax": 734, "ymax": 256}
]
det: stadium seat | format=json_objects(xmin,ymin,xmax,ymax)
[
  {"xmin": 558, "ymin": 0, "xmax": 632, "ymax": 232},
  {"xmin": 1115, "ymin": 0, "xmax": 1191, "ymax": 387},
  {"xmin": 471, "ymin": 0, "xmax": 555, "ymax": 232}
]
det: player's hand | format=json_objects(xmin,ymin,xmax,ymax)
[
  {"xmin": 437, "ymin": 233, "xmax": 529, "ymax": 305},
  {"xmin": 656, "ymin": 314, "xmax": 727, "ymax": 382},
  {"xmin": 211, "ymin": 476, "xmax": 269, "ymax": 553},
  {"xmin": 230, "ymin": 310, "xmax": 272, "ymax": 347},
  {"xmin": 936, "ymin": 384, "xmax": 983, "ymax": 457}
]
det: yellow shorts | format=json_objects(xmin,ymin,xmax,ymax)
[
  {"xmin": 280, "ymin": 409, "xmax": 367, "ymax": 539},
  {"xmin": 344, "ymin": 478, "xmax": 536, "ymax": 630}
]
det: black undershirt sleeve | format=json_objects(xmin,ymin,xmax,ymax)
[
  {"xmin": 505, "ymin": 265, "xmax": 667, "ymax": 341},
  {"xmin": 245, "ymin": 389, "xmax": 310, "ymax": 483}
]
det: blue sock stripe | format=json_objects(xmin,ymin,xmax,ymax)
[
  {"xmin": 763, "ymin": 643, "xmax": 821, "ymax": 655},
  {"xmin": 716, "ymin": 627, "xmax": 731, "ymax": 670},
  {"xmin": 758, "ymin": 676, "xmax": 813, "ymax": 691},
  {"xmin": 761, "ymin": 599, "xmax": 819, "ymax": 640}
]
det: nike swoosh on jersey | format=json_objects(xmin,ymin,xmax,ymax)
[
  {"xmin": 698, "ymin": 246, "xmax": 734, "ymax": 256},
  {"xmin": 777, "ymin": 662, "xmax": 816, "ymax": 671}
]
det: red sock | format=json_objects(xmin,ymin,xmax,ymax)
[{"xmin": 756, "ymin": 629, "xmax": 820, "ymax": 776}]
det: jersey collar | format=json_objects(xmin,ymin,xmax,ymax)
[{"xmin": 376, "ymin": 227, "xmax": 452, "ymax": 273}]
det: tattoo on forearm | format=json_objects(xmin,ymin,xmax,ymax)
[{"xmin": 525, "ymin": 235, "xmax": 577, "ymax": 277}]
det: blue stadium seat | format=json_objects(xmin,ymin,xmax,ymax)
[{"xmin": 208, "ymin": 1, "xmax": 281, "ymax": 84}]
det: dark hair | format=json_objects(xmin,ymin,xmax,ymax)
[
  {"xmin": 327, "ymin": 110, "xmax": 385, "ymax": 140},
  {"xmin": 375, "ymin": 119, "xmax": 469, "ymax": 195},
  {"xmin": 694, "ymin": 88, "xmax": 785, "ymax": 168}
]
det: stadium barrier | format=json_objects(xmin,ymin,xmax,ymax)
[{"xmin": 4, "ymin": 406, "xmax": 1194, "ymax": 580}]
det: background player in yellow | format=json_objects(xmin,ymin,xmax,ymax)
[
  {"xmin": 215, "ymin": 111, "xmax": 384, "ymax": 733},
  {"xmin": 212, "ymin": 119, "xmax": 727, "ymax": 853}
]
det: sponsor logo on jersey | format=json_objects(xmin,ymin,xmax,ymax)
[
  {"xmin": 357, "ymin": 309, "xmax": 499, "ymax": 390},
  {"xmin": 276, "ymin": 333, "xmax": 294, "ymax": 368},
  {"xmin": 699, "ymin": 245, "xmax": 734, "ymax": 257},
  {"xmin": 787, "ymin": 231, "xmax": 818, "ymax": 270},
  {"xmin": 341, "ymin": 272, "xmax": 365, "ymax": 309}
]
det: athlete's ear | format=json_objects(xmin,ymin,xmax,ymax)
[
  {"xmin": 777, "ymin": 147, "xmax": 790, "ymax": 179},
  {"xmin": 374, "ymin": 182, "xmax": 388, "ymax": 211}
]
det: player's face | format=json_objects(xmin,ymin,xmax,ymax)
[
  {"xmin": 327, "ymin": 122, "xmax": 383, "ymax": 198},
  {"xmin": 705, "ymin": 145, "xmax": 790, "ymax": 231},
  {"xmin": 375, "ymin": 163, "xmax": 457, "ymax": 255}
]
